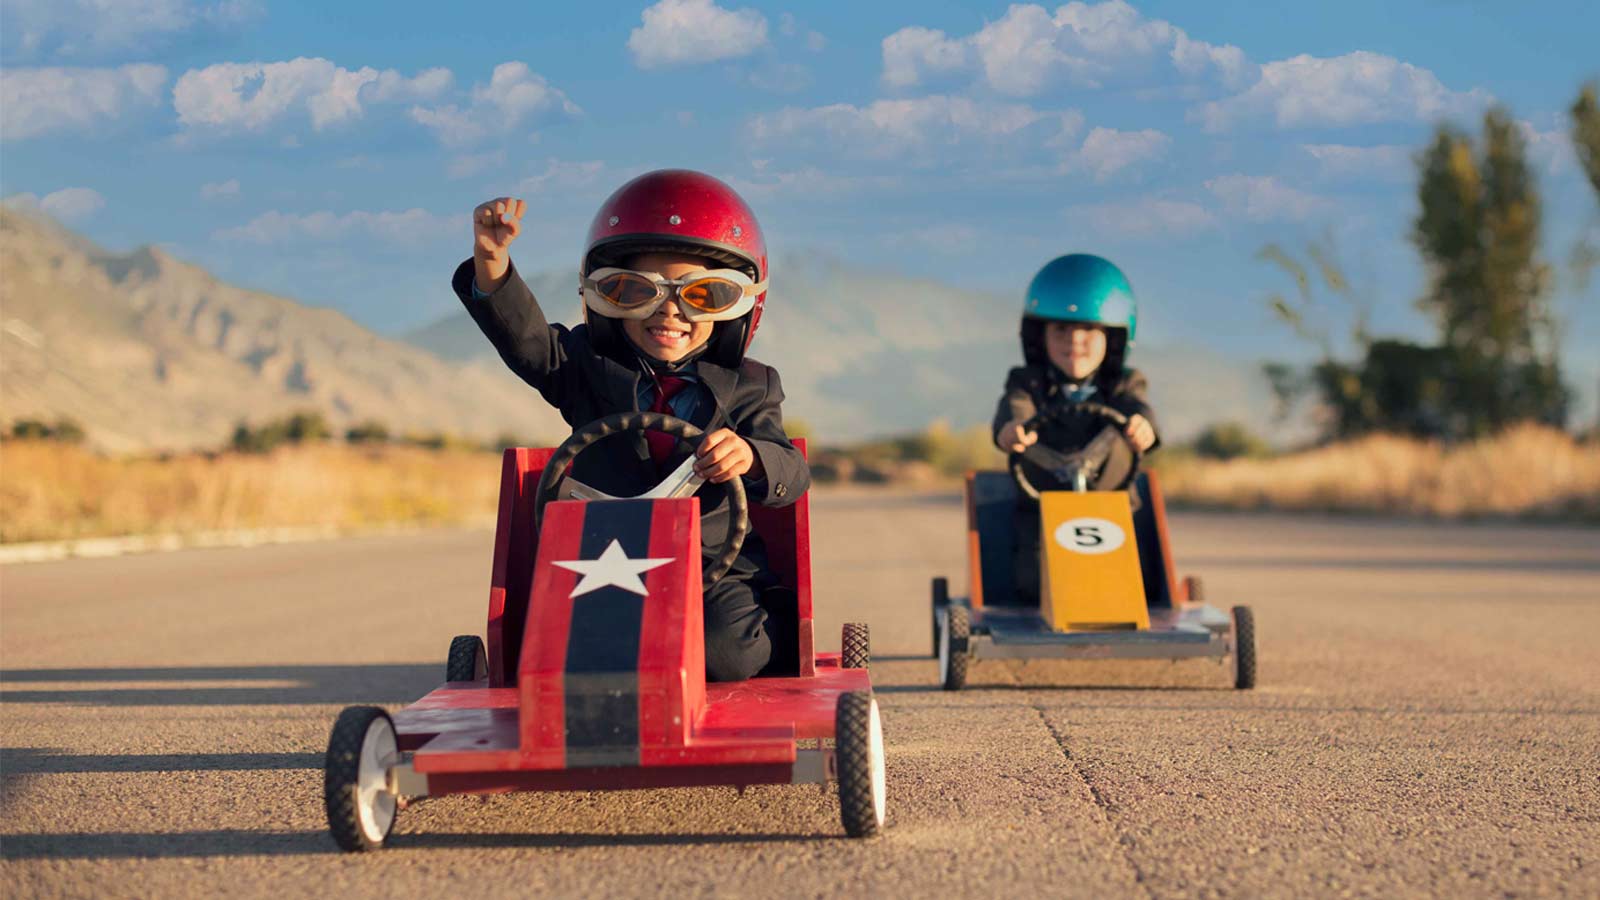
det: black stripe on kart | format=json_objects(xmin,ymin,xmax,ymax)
[{"xmin": 564, "ymin": 500, "xmax": 652, "ymax": 767}]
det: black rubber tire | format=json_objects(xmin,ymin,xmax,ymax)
[
  {"xmin": 325, "ymin": 706, "xmax": 397, "ymax": 852},
  {"xmin": 841, "ymin": 623, "xmax": 870, "ymax": 669},
  {"xmin": 1231, "ymin": 605, "xmax": 1257, "ymax": 690},
  {"xmin": 930, "ymin": 578, "xmax": 949, "ymax": 658},
  {"xmin": 836, "ymin": 691, "xmax": 885, "ymax": 838},
  {"xmin": 1185, "ymin": 575, "xmax": 1206, "ymax": 605},
  {"xmin": 447, "ymin": 634, "xmax": 487, "ymax": 682},
  {"xmin": 940, "ymin": 604, "xmax": 970, "ymax": 691}
]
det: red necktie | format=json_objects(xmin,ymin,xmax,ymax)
[{"xmin": 645, "ymin": 375, "xmax": 690, "ymax": 468}]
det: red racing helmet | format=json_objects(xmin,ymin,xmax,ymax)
[{"xmin": 582, "ymin": 169, "xmax": 768, "ymax": 368}]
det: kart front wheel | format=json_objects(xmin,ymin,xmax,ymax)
[
  {"xmin": 938, "ymin": 604, "xmax": 970, "ymax": 691},
  {"xmin": 325, "ymin": 706, "xmax": 400, "ymax": 852},
  {"xmin": 447, "ymin": 634, "xmax": 487, "ymax": 683},
  {"xmin": 835, "ymin": 691, "xmax": 886, "ymax": 838},
  {"xmin": 842, "ymin": 623, "xmax": 870, "ymax": 669},
  {"xmin": 930, "ymin": 578, "xmax": 949, "ymax": 658},
  {"xmin": 1230, "ymin": 605, "xmax": 1257, "ymax": 690}
]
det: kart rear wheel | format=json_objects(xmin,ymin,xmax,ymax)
[
  {"xmin": 325, "ymin": 706, "xmax": 399, "ymax": 852},
  {"xmin": 835, "ymin": 691, "xmax": 886, "ymax": 838},
  {"xmin": 1230, "ymin": 605, "xmax": 1257, "ymax": 690},
  {"xmin": 1185, "ymin": 575, "xmax": 1205, "ymax": 605},
  {"xmin": 842, "ymin": 623, "xmax": 870, "ymax": 669},
  {"xmin": 930, "ymin": 578, "xmax": 949, "ymax": 658},
  {"xmin": 446, "ymin": 635, "xmax": 487, "ymax": 683},
  {"xmin": 937, "ymin": 604, "xmax": 969, "ymax": 691}
]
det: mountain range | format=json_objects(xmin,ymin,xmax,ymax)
[
  {"xmin": 404, "ymin": 254, "xmax": 1276, "ymax": 443},
  {"xmin": 0, "ymin": 207, "xmax": 564, "ymax": 452},
  {"xmin": 1, "ymin": 208, "xmax": 1271, "ymax": 453}
]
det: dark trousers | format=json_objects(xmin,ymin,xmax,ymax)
[
  {"xmin": 1011, "ymin": 500, "xmax": 1042, "ymax": 606},
  {"xmin": 704, "ymin": 572, "xmax": 798, "ymax": 682}
]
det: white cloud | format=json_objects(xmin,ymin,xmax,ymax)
[
  {"xmin": 1067, "ymin": 196, "xmax": 1217, "ymax": 238},
  {"xmin": 0, "ymin": 64, "xmax": 166, "ymax": 140},
  {"xmin": 1069, "ymin": 126, "xmax": 1170, "ymax": 180},
  {"xmin": 199, "ymin": 178, "xmax": 241, "ymax": 200},
  {"xmin": 749, "ymin": 95, "xmax": 1082, "ymax": 161},
  {"xmin": 628, "ymin": 0, "xmax": 768, "ymax": 69},
  {"xmin": 367, "ymin": 67, "xmax": 453, "ymax": 103},
  {"xmin": 1205, "ymin": 174, "xmax": 1332, "ymax": 222},
  {"xmin": 409, "ymin": 62, "xmax": 579, "ymax": 146},
  {"xmin": 881, "ymin": 26, "xmax": 969, "ymax": 88},
  {"xmin": 1518, "ymin": 119, "xmax": 1578, "ymax": 176},
  {"xmin": 173, "ymin": 58, "xmax": 453, "ymax": 133},
  {"xmin": 1198, "ymin": 51, "xmax": 1490, "ymax": 132},
  {"xmin": 516, "ymin": 159, "xmax": 606, "ymax": 193},
  {"xmin": 778, "ymin": 12, "xmax": 826, "ymax": 51},
  {"xmin": 1301, "ymin": 143, "xmax": 1412, "ymax": 181},
  {"xmin": 215, "ymin": 208, "xmax": 460, "ymax": 245},
  {"xmin": 3, "ymin": 186, "xmax": 106, "ymax": 222},
  {"xmin": 0, "ymin": 0, "xmax": 258, "ymax": 58},
  {"xmin": 881, "ymin": 1, "xmax": 1247, "ymax": 94}
]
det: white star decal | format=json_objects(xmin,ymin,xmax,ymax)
[{"xmin": 552, "ymin": 540, "xmax": 673, "ymax": 598}]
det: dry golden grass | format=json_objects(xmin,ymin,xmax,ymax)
[
  {"xmin": 1156, "ymin": 425, "xmax": 1600, "ymax": 521},
  {"xmin": 0, "ymin": 440, "xmax": 502, "ymax": 544},
  {"xmin": 4, "ymin": 425, "xmax": 1597, "ymax": 544}
]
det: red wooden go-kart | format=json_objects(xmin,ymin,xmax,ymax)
[{"xmin": 322, "ymin": 413, "xmax": 884, "ymax": 851}]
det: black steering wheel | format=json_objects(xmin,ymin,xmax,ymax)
[
  {"xmin": 1010, "ymin": 400, "xmax": 1143, "ymax": 499},
  {"xmin": 533, "ymin": 411, "xmax": 749, "ymax": 584}
]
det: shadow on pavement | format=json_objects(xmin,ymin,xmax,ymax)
[
  {"xmin": 0, "ymin": 829, "xmax": 828, "ymax": 860},
  {"xmin": 0, "ymin": 664, "xmax": 438, "ymax": 706},
  {"xmin": 1183, "ymin": 554, "xmax": 1600, "ymax": 573}
]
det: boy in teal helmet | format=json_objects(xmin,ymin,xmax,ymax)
[{"xmin": 993, "ymin": 254, "xmax": 1160, "ymax": 603}]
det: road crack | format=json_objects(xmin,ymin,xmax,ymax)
[{"xmin": 1032, "ymin": 699, "xmax": 1153, "ymax": 898}]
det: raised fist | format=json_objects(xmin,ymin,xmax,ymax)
[{"xmin": 472, "ymin": 196, "xmax": 525, "ymax": 293}]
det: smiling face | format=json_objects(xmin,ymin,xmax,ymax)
[
  {"xmin": 1044, "ymin": 321, "xmax": 1106, "ymax": 381},
  {"xmin": 617, "ymin": 251, "xmax": 717, "ymax": 362}
]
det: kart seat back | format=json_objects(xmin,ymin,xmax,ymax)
[
  {"xmin": 746, "ymin": 439, "xmax": 817, "ymax": 676},
  {"xmin": 965, "ymin": 469, "xmax": 1178, "ymax": 611},
  {"xmin": 485, "ymin": 441, "xmax": 816, "ymax": 687},
  {"xmin": 966, "ymin": 470, "xmax": 1023, "ymax": 609}
]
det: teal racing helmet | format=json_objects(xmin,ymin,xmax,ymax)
[{"xmin": 1020, "ymin": 254, "xmax": 1137, "ymax": 375}]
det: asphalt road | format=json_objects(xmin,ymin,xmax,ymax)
[{"xmin": 3, "ymin": 492, "xmax": 1598, "ymax": 898}]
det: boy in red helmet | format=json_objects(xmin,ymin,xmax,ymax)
[{"xmin": 452, "ymin": 170, "xmax": 809, "ymax": 682}]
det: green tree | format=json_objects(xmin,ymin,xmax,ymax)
[
  {"xmin": 1572, "ymin": 81, "xmax": 1600, "ymax": 200},
  {"xmin": 345, "ymin": 420, "xmax": 391, "ymax": 444},
  {"xmin": 1570, "ymin": 81, "xmax": 1600, "ymax": 289},
  {"xmin": 1412, "ymin": 106, "xmax": 1566, "ymax": 435},
  {"xmin": 1192, "ymin": 422, "xmax": 1270, "ymax": 460}
]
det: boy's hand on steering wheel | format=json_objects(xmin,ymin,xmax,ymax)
[
  {"xmin": 998, "ymin": 419, "xmax": 1038, "ymax": 454},
  {"xmin": 1125, "ymin": 414, "xmax": 1155, "ymax": 452},
  {"xmin": 472, "ymin": 196, "xmax": 526, "ymax": 293},
  {"xmin": 696, "ymin": 428, "xmax": 762, "ymax": 483}
]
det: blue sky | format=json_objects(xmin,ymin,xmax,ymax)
[{"xmin": 3, "ymin": 0, "xmax": 1598, "ymax": 418}]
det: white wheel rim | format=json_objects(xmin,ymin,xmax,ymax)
[
  {"xmin": 867, "ymin": 698, "xmax": 886, "ymax": 827},
  {"xmin": 937, "ymin": 608, "xmax": 950, "ymax": 682},
  {"xmin": 356, "ymin": 716, "xmax": 398, "ymax": 843}
]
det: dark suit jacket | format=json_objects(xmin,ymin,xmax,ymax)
[
  {"xmin": 991, "ymin": 364, "xmax": 1160, "ymax": 491},
  {"xmin": 452, "ymin": 260, "xmax": 809, "ymax": 579}
]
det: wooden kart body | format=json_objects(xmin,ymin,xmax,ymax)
[
  {"xmin": 389, "ymin": 440, "xmax": 872, "ymax": 795},
  {"xmin": 934, "ymin": 471, "xmax": 1245, "ymax": 683}
]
